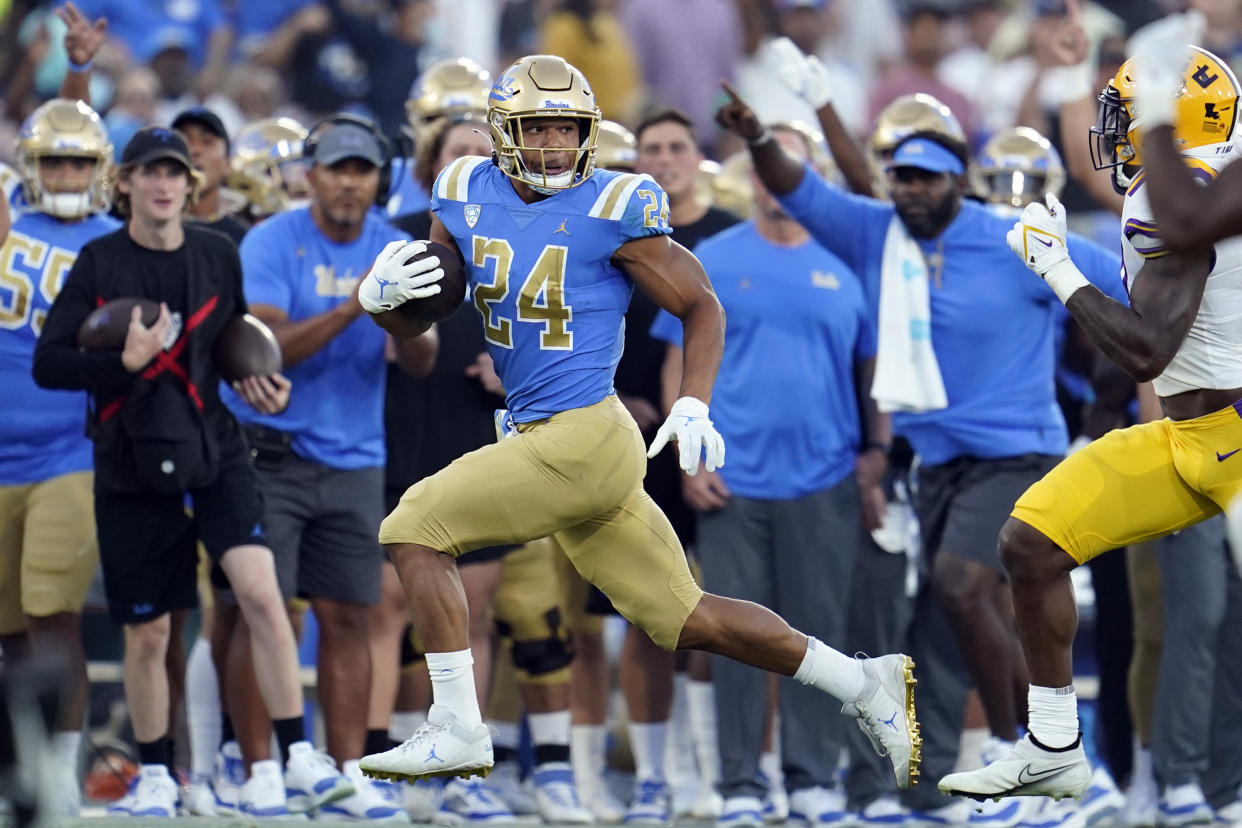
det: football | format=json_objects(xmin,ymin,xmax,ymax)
[
  {"xmin": 214, "ymin": 313, "xmax": 283, "ymax": 383},
  {"xmin": 394, "ymin": 241, "xmax": 468, "ymax": 323},
  {"xmin": 76, "ymin": 298, "xmax": 161, "ymax": 350}
]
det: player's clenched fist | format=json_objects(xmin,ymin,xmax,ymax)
[
  {"xmin": 1006, "ymin": 193, "xmax": 1089, "ymax": 304},
  {"xmin": 647, "ymin": 396, "xmax": 726, "ymax": 476},
  {"xmin": 359, "ymin": 239, "xmax": 444, "ymax": 314}
]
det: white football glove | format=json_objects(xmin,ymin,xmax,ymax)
[
  {"xmin": 1005, "ymin": 193, "xmax": 1089, "ymax": 304},
  {"xmin": 358, "ymin": 239, "xmax": 444, "ymax": 314},
  {"xmin": 1129, "ymin": 11, "xmax": 1206, "ymax": 129},
  {"xmin": 647, "ymin": 396, "xmax": 726, "ymax": 476},
  {"xmin": 771, "ymin": 36, "xmax": 834, "ymax": 110}
]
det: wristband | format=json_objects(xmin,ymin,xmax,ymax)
[
  {"xmin": 68, "ymin": 57, "xmax": 94, "ymax": 73},
  {"xmin": 749, "ymin": 128, "xmax": 774, "ymax": 148},
  {"xmin": 864, "ymin": 441, "xmax": 890, "ymax": 454},
  {"xmin": 1043, "ymin": 259, "xmax": 1091, "ymax": 305}
]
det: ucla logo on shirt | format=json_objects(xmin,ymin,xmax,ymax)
[
  {"xmin": 314, "ymin": 264, "xmax": 360, "ymax": 298},
  {"xmin": 812, "ymin": 270, "xmax": 840, "ymax": 290},
  {"xmin": 465, "ymin": 203, "xmax": 481, "ymax": 228}
]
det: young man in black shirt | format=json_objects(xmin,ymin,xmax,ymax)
[{"xmin": 33, "ymin": 127, "xmax": 351, "ymax": 818}]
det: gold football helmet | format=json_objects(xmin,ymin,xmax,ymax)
[
  {"xmin": 596, "ymin": 119, "xmax": 637, "ymax": 171},
  {"xmin": 226, "ymin": 117, "xmax": 310, "ymax": 217},
  {"xmin": 1091, "ymin": 45, "xmax": 1238, "ymax": 193},
  {"xmin": 488, "ymin": 54, "xmax": 601, "ymax": 193},
  {"xmin": 406, "ymin": 57, "xmax": 492, "ymax": 142},
  {"xmin": 970, "ymin": 127, "xmax": 1065, "ymax": 209},
  {"xmin": 868, "ymin": 93, "xmax": 966, "ymax": 196},
  {"xmin": 16, "ymin": 98, "xmax": 113, "ymax": 218},
  {"xmin": 710, "ymin": 152, "xmax": 754, "ymax": 219}
]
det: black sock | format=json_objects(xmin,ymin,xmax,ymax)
[
  {"xmin": 494, "ymin": 745, "xmax": 518, "ymax": 764},
  {"xmin": 273, "ymin": 717, "xmax": 305, "ymax": 765},
  {"xmin": 534, "ymin": 743, "xmax": 570, "ymax": 766},
  {"xmin": 137, "ymin": 735, "xmax": 172, "ymax": 773},
  {"xmin": 220, "ymin": 714, "xmax": 235, "ymax": 746},
  {"xmin": 365, "ymin": 728, "xmax": 395, "ymax": 756}
]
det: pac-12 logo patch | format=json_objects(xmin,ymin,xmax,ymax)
[{"xmin": 465, "ymin": 204, "xmax": 481, "ymax": 228}]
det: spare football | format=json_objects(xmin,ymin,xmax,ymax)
[
  {"xmin": 77, "ymin": 298, "xmax": 161, "ymax": 350},
  {"xmin": 395, "ymin": 241, "xmax": 468, "ymax": 323},
  {"xmin": 214, "ymin": 313, "xmax": 282, "ymax": 383}
]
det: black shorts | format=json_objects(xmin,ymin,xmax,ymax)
[
  {"xmin": 96, "ymin": 434, "xmax": 266, "ymax": 626},
  {"xmin": 915, "ymin": 453, "xmax": 1059, "ymax": 571}
]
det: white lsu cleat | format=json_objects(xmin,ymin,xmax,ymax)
[
  {"xmin": 938, "ymin": 735, "xmax": 1091, "ymax": 801},
  {"xmin": 840, "ymin": 654, "xmax": 923, "ymax": 790},
  {"xmin": 362, "ymin": 706, "xmax": 495, "ymax": 783}
]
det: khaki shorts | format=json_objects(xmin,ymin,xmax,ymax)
[
  {"xmin": 381, "ymin": 396, "xmax": 702, "ymax": 649},
  {"xmin": 0, "ymin": 471, "xmax": 98, "ymax": 633}
]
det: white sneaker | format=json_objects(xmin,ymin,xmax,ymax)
[
  {"xmin": 319, "ymin": 760, "xmax": 412, "ymax": 822},
  {"xmin": 1158, "ymin": 783, "xmax": 1214, "ymax": 827},
  {"xmin": 215, "ymin": 740, "xmax": 245, "ymax": 812},
  {"xmin": 625, "ymin": 778, "xmax": 671, "ymax": 825},
  {"xmin": 239, "ymin": 759, "xmax": 299, "ymax": 820},
  {"xmin": 906, "ymin": 799, "xmax": 972, "ymax": 828},
  {"xmin": 788, "ymin": 786, "xmax": 852, "ymax": 827},
  {"xmin": 363, "ymin": 706, "xmax": 495, "ymax": 783},
  {"xmin": 55, "ymin": 760, "xmax": 81, "ymax": 817},
  {"xmin": 107, "ymin": 777, "xmax": 138, "ymax": 816},
  {"xmin": 285, "ymin": 741, "xmax": 355, "ymax": 813},
  {"xmin": 532, "ymin": 762, "xmax": 592, "ymax": 824},
  {"xmin": 404, "ymin": 778, "xmax": 446, "ymax": 821},
  {"xmin": 183, "ymin": 774, "xmax": 218, "ymax": 816},
  {"xmin": 1077, "ymin": 767, "xmax": 1125, "ymax": 826},
  {"xmin": 1214, "ymin": 801, "xmax": 1242, "ymax": 823},
  {"xmin": 129, "ymin": 764, "xmax": 178, "ymax": 818},
  {"xmin": 583, "ymin": 783, "xmax": 627, "ymax": 823},
  {"xmin": 436, "ymin": 777, "xmax": 516, "ymax": 824},
  {"xmin": 841, "ymin": 654, "xmax": 922, "ymax": 790},
  {"xmin": 693, "ymin": 785, "xmax": 725, "ymax": 820},
  {"xmin": 483, "ymin": 760, "xmax": 538, "ymax": 815},
  {"xmin": 938, "ymin": 735, "xmax": 1091, "ymax": 800},
  {"xmin": 1022, "ymin": 798, "xmax": 1086, "ymax": 828},
  {"xmin": 859, "ymin": 796, "xmax": 909, "ymax": 827},
  {"xmin": 718, "ymin": 796, "xmax": 765, "ymax": 828},
  {"xmin": 981, "ymin": 738, "xmax": 1014, "ymax": 767},
  {"xmin": 968, "ymin": 797, "xmax": 1044, "ymax": 828},
  {"xmin": 761, "ymin": 777, "xmax": 789, "ymax": 823}
]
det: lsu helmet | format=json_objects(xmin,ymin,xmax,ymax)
[
  {"xmin": 596, "ymin": 119, "xmax": 637, "ymax": 171},
  {"xmin": 16, "ymin": 98, "xmax": 113, "ymax": 218},
  {"xmin": 406, "ymin": 57, "xmax": 492, "ymax": 142},
  {"xmin": 970, "ymin": 126, "xmax": 1065, "ymax": 209},
  {"xmin": 226, "ymin": 117, "xmax": 310, "ymax": 217},
  {"xmin": 488, "ymin": 54, "xmax": 601, "ymax": 194},
  {"xmin": 868, "ymin": 93, "xmax": 966, "ymax": 195},
  {"xmin": 1091, "ymin": 45, "xmax": 1239, "ymax": 193}
]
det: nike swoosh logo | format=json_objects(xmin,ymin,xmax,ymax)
[
  {"xmin": 1035, "ymin": 238, "xmax": 1053, "ymax": 247},
  {"xmin": 1017, "ymin": 763, "xmax": 1077, "ymax": 785},
  {"xmin": 1218, "ymin": 448, "xmax": 1241, "ymax": 462}
]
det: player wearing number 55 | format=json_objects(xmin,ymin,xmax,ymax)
[{"xmin": 357, "ymin": 54, "xmax": 922, "ymax": 791}]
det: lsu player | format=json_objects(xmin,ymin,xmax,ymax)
[
  {"xmin": 356, "ymin": 54, "xmax": 922, "ymax": 790},
  {"xmin": 938, "ymin": 45, "xmax": 1242, "ymax": 799},
  {"xmin": 0, "ymin": 98, "xmax": 119, "ymax": 815}
]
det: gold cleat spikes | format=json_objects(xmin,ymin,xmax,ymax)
[
  {"xmin": 903, "ymin": 655, "xmax": 923, "ymax": 785},
  {"xmin": 362, "ymin": 764, "xmax": 493, "ymax": 783}
]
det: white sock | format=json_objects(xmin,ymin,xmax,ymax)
[
  {"xmin": 426, "ymin": 650, "xmax": 483, "ymax": 728},
  {"xmin": 666, "ymin": 674, "xmax": 697, "ymax": 791},
  {"xmin": 185, "ymin": 636, "xmax": 221, "ymax": 778},
  {"xmin": 528, "ymin": 710, "xmax": 571, "ymax": 749},
  {"xmin": 793, "ymin": 637, "xmax": 866, "ymax": 702},
  {"xmin": 1027, "ymin": 684, "xmax": 1079, "ymax": 749},
  {"xmin": 759, "ymin": 749, "xmax": 783, "ymax": 790},
  {"xmin": 491, "ymin": 720, "xmax": 520, "ymax": 751},
  {"xmin": 627, "ymin": 721, "xmax": 667, "ymax": 782},
  {"xmin": 389, "ymin": 710, "xmax": 426, "ymax": 742},
  {"xmin": 53, "ymin": 730, "xmax": 83, "ymax": 771},
  {"xmin": 686, "ymin": 680, "xmax": 720, "ymax": 784},
  {"xmin": 571, "ymin": 724, "xmax": 607, "ymax": 792}
]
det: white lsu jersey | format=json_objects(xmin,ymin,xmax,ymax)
[{"xmin": 1123, "ymin": 143, "xmax": 1242, "ymax": 397}]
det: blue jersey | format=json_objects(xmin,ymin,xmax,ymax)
[
  {"xmin": 223, "ymin": 208, "xmax": 410, "ymax": 469},
  {"xmin": 650, "ymin": 222, "xmax": 875, "ymax": 499},
  {"xmin": 432, "ymin": 157, "xmax": 673, "ymax": 422},
  {"xmin": 779, "ymin": 163, "xmax": 1127, "ymax": 465},
  {"xmin": 0, "ymin": 210, "xmax": 120, "ymax": 484}
]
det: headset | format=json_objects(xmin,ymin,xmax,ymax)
[{"xmin": 303, "ymin": 113, "xmax": 394, "ymax": 207}]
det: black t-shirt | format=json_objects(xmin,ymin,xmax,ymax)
[
  {"xmin": 190, "ymin": 213, "xmax": 249, "ymax": 247},
  {"xmin": 613, "ymin": 206, "xmax": 740, "ymax": 409},
  {"xmin": 34, "ymin": 225, "xmax": 248, "ymax": 442}
]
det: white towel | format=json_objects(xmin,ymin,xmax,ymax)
[{"xmin": 870, "ymin": 216, "xmax": 948, "ymax": 413}]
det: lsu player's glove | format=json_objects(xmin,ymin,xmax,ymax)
[
  {"xmin": 1006, "ymin": 193, "xmax": 1090, "ymax": 305},
  {"xmin": 1129, "ymin": 10, "xmax": 1206, "ymax": 129},
  {"xmin": 771, "ymin": 37, "xmax": 834, "ymax": 111},
  {"xmin": 647, "ymin": 396, "xmax": 726, "ymax": 476},
  {"xmin": 359, "ymin": 239, "xmax": 444, "ymax": 314}
]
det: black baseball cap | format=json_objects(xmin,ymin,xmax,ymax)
[
  {"xmin": 172, "ymin": 107, "xmax": 230, "ymax": 153},
  {"xmin": 121, "ymin": 126, "xmax": 195, "ymax": 172}
]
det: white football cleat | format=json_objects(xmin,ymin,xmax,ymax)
[
  {"xmin": 436, "ymin": 777, "xmax": 516, "ymax": 824},
  {"xmin": 284, "ymin": 741, "xmax": 355, "ymax": 813},
  {"xmin": 857, "ymin": 795, "xmax": 908, "ymax": 827},
  {"xmin": 215, "ymin": 740, "xmax": 245, "ymax": 813},
  {"xmin": 1077, "ymin": 766, "xmax": 1125, "ymax": 826},
  {"xmin": 182, "ymin": 774, "xmax": 218, "ymax": 817},
  {"xmin": 482, "ymin": 760, "xmax": 538, "ymax": 815},
  {"xmin": 318, "ymin": 760, "xmax": 412, "ymax": 822},
  {"xmin": 583, "ymin": 783, "xmax": 627, "ymax": 823},
  {"xmin": 624, "ymin": 778, "xmax": 671, "ymax": 825},
  {"xmin": 841, "ymin": 654, "xmax": 922, "ymax": 790},
  {"xmin": 718, "ymin": 795, "xmax": 765, "ymax": 828},
  {"xmin": 362, "ymin": 706, "xmax": 494, "ymax": 783},
  {"xmin": 1156, "ymin": 782, "xmax": 1213, "ymax": 827},
  {"xmin": 531, "ymin": 762, "xmax": 592, "ymax": 824},
  {"xmin": 238, "ymin": 759, "xmax": 300, "ymax": 820},
  {"xmin": 128, "ymin": 764, "xmax": 178, "ymax": 818},
  {"xmin": 403, "ymin": 777, "xmax": 445, "ymax": 822},
  {"xmin": 788, "ymin": 786, "xmax": 852, "ymax": 828},
  {"xmin": 938, "ymin": 734, "xmax": 1091, "ymax": 800}
]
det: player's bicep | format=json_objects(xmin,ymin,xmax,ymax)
[
  {"xmin": 614, "ymin": 235, "xmax": 718, "ymax": 319},
  {"xmin": 1128, "ymin": 247, "xmax": 1214, "ymax": 354},
  {"xmin": 248, "ymin": 303, "xmax": 289, "ymax": 326}
]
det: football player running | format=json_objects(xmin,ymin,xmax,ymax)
[
  {"xmin": 938, "ymin": 43, "xmax": 1242, "ymax": 800},
  {"xmin": 357, "ymin": 54, "xmax": 922, "ymax": 790}
]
